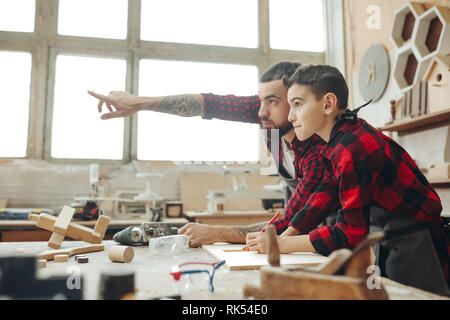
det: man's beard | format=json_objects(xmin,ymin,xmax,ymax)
[{"xmin": 278, "ymin": 122, "xmax": 293, "ymax": 137}]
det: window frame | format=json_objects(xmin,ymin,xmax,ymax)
[{"xmin": 0, "ymin": 0, "xmax": 341, "ymax": 165}]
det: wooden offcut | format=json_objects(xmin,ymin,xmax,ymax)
[
  {"xmin": 39, "ymin": 244, "xmax": 105, "ymax": 261},
  {"xmin": 243, "ymin": 267, "xmax": 389, "ymax": 300}
]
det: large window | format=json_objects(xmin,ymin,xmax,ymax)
[
  {"xmin": 0, "ymin": 0, "xmax": 328, "ymax": 162},
  {"xmin": 0, "ymin": 51, "xmax": 32, "ymax": 157},
  {"xmin": 138, "ymin": 59, "xmax": 259, "ymax": 161},
  {"xmin": 58, "ymin": 0, "xmax": 128, "ymax": 39},
  {"xmin": 141, "ymin": 0, "xmax": 258, "ymax": 48},
  {"xmin": 0, "ymin": 0, "xmax": 35, "ymax": 33},
  {"xmin": 270, "ymin": 0, "xmax": 325, "ymax": 52},
  {"xmin": 51, "ymin": 55, "xmax": 127, "ymax": 159}
]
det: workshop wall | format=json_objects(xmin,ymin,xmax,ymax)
[
  {"xmin": 0, "ymin": 159, "xmax": 271, "ymax": 213},
  {"xmin": 342, "ymin": 0, "xmax": 450, "ymax": 213}
]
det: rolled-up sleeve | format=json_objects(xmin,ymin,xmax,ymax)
[{"xmin": 201, "ymin": 93, "xmax": 261, "ymax": 124}]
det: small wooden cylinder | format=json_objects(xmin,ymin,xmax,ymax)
[{"xmin": 108, "ymin": 246, "xmax": 134, "ymax": 263}]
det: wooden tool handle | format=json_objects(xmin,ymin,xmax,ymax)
[{"xmin": 266, "ymin": 224, "xmax": 280, "ymax": 267}]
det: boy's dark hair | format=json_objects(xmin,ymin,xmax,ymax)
[
  {"xmin": 283, "ymin": 64, "xmax": 349, "ymax": 110},
  {"xmin": 259, "ymin": 61, "xmax": 301, "ymax": 83}
]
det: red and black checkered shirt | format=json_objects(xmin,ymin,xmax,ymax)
[
  {"xmin": 290, "ymin": 118, "xmax": 449, "ymax": 282},
  {"xmin": 201, "ymin": 93, "xmax": 327, "ymax": 233}
]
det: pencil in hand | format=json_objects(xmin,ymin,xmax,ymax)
[{"xmin": 242, "ymin": 211, "xmax": 280, "ymax": 251}]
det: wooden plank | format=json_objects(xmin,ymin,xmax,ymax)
[
  {"xmin": 39, "ymin": 244, "xmax": 105, "ymax": 261},
  {"xmin": 52, "ymin": 206, "xmax": 75, "ymax": 235},
  {"xmin": 202, "ymin": 243, "xmax": 328, "ymax": 270}
]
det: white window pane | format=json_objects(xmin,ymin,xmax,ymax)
[
  {"xmin": 0, "ymin": 0, "xmax": 35, "ymax": 32},
  {"xmin": 138, "ymin": 60, "xmax": 259, "ymax": 162},
  {"xmin": 141, "ymin": 0, "xmax": 258, "ymax": 48},
  {"xmin": 58, "ymin": 0, "xmax": 128, "ymax": 39},
  {"xmin": 270, "ymin": 0, "xmax": 325, "ymax": 52},
  {"xmin": 52, "ymin": 55, "xmax": 126, "ymax": 159},
  {"xmin": 0, "ymin": 51, "xmax": 31, "ymax": 157}
]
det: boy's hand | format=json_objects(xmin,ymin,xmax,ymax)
[
  {"xmin": 245, "ymin": 232, "xmax": 269, "ymax": 254},
  {"xmin": 88, "ymin": 90, "xmax": 150, "ymax": 119}
]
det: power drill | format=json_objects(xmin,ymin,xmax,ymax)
[{"xmin": 113, "ymin": 222, "xmax": 179, "ymax": 246}]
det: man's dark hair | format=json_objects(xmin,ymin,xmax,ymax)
[
  {"xmin": 259, "ymin": 61, "xmax": 301, "ymax": 83},
  {"xmin": 283, "ymin": 64, "xmax": 349, "ymax": 110}
]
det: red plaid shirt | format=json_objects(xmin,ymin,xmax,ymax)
[
  {"xmin": 290, "ymin": 118, "xmax": 449, "ymax": 282},
  {"xmin": 201, "ymin": 93, "xmax": 327, "ymax": 233}
]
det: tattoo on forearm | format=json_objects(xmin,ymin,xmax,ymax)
[
  {"xmin": 232, "ymin": 222, "xmax": 266, "ymax": 238},
  {"xmin": 157, "ymin": 95, "xmax": 202, "ymax": 117}
]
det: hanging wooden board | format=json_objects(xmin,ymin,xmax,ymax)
[{"xmin": 202, "ymin": 243, "xmax": 328, "ymax": 271}]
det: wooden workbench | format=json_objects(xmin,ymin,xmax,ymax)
[
  {"xmin": 184, "ymin": 210, "xmax": 276, "ymax": 226},
  {"xmin": 0, "ymin": 218, "xmax": 188, "ymax": 242},
  {"xmin": 0, "ymin": 240, "xmax": 447, "ymax": 300}
]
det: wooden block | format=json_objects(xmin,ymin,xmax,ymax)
[
  {"xmin": 54, "ymin": 254, "xmax": 69, "ymax": 262},
  {"xmin": 429, "ymin": 163, "xmax": 450, "ymax": 180},
  {"xmin": 38, "ymin": 259, "xmax": 47, "ymax": 268},
  {"xmin": 93, "ymin": 215, "xmax": 111, "ymax": 237},
  {"xmin": 52, "ymin": 206, "xmax": 75, "ymax": 235},
  {"xmin": 65, "ymin": 223, "xmax": 99, "ymax": 243},
  {"xmin": 33, "ymin": 213, "xmax": 57, "ymax": 231},
  {"xmin": 48, "ymin": 232, "xmax": 65, "ymax": 249},
  {"xmin": 108, "ymin": 246, "xmax": 134, "ymax": 263},
  {"xmin": 31, "ymin": 211, "xmax": 109, "ymax": 244}
]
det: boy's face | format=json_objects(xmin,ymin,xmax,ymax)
[
  {"xmin": 257, "ymin": 80, "xmax": 292, "ymax": 136},
  {"xmin": 287, "ymin": 84, "xmax": 327, "ymax": 141}
]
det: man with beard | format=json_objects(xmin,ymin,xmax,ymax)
[{"xmin": 88, "ymin": 62, "xmax": 327, "ymax": 247}]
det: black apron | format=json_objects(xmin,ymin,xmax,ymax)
[{"xmin": 370, "ymin": 206, "xmax": 449, "ymax": 296}]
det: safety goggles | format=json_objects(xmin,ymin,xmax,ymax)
[{"xmin": 169, "ymin": 260, "xmax": 226, "ymax": 293}]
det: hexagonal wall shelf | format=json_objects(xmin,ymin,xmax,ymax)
[
  {"xmin": 391, "ymin": 2, "xmax": 426, "ymax": 48},
  {"xmin": 393, "ymin": 45, "xmax": 420, "ymax": 92},
  {"xmin": 412, "ymin": 6, "xmax": 450, "ymax": 60}
]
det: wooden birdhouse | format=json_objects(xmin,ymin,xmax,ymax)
[{"xmin": 423, "ymin": 55, "xmax": 450, "ymax": 113}]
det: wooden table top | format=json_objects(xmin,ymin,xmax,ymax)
[{"xmin": 0, "ymin": 240, "xmax": 447, "ymax": 300}]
